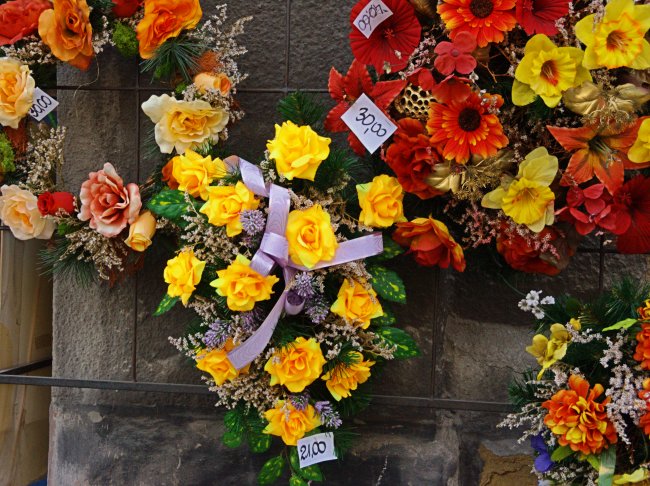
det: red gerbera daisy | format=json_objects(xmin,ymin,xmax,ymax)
[
  {"xmin": 614, "ymin": 175, "xmax": 650, "ymax": 254},
  {"xmin": 516, "ymin": 0, "xmax": 570, "ymax": 36},
  {"xmin": 438, "ymin": 0, "xmax": 517, "ymax": 48},
  {"xmin": 349, "ymin": 0, "xmax": 421, "ymax": 73}
]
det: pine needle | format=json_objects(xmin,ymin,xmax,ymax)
[
  {"xmin": 140, "ymin": 36, "xmax": 205, "ymax": 83},
  {"xmin": 277, "ymin": 92, "xmax": 326, "ymax": 129}
]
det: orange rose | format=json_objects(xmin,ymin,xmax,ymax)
[
  {"xmin": 136, "ymin": 0, "xmax": 202, "ymax": 59},
  {"xmin": 635, "ymin": 323, "xmax": 650, "ymax": 370},
  {"xmin": 38, "ymin": 0, "xmax": 94, "ymax": 70},
  {"xmin": 393, "ymin": 217, "xmax": 465, "ymax": 271},
  {"xmin": 0, "ymin": 0, "xmax": 51, "ymax": 46}
]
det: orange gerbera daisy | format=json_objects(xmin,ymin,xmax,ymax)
[
  {"xmin": 437, "ymin": 0, "xmax": 517, "ymax": 48},
  {"xmin": 426, "ymin": 88, "xmax": 509, "ymax": 164},
  {"xmin": 634, "ymin": 323, "xmax": 650, "ymax": 370},
  {"xmin": 639, "ymin": 378, "xmax": 650, "ymax": 437}
]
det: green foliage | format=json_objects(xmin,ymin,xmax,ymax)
[
  {"xmin": 112, "ymin": 23, "xmax": 139, "ymax": 58},
  {"xmin": 371, "ymin": 305, "xmax": 396, "ymax": 327},
  {"xmin": 0, "ymin": 132, "xmax": 15, "ymax": 174},
  {"xmin": 258, "ymin": 456, "xmax": 285, "ymax": 485},
  {"xmin": 377, "ymin": 327, "xmax": 420, "ymax": 359},
  {"xmin": 278, "ymin": 92, "xmax": 326, "ymax": 128},
  {"xmin": 223, "ymin": 405, "xmax": 272, "ymax": 454},
  {"xmin": 369, "ymin": 265, "xmax": 406, "ymax": 304},
  {"xmin": 371, "ymin": 235, "xmax": 404, "ymax": 262},
  {"xmin": 602, "ymin": 318, "xmax": 638, "ymax": 332},
  {"xmin": 153, "ymin": 294, "xmax": 179, "ymax": 316},
  {"xmin": 338, "ymin": 388, "xmax": 372, "ymax": 418},
  {"xmin": 147, "ymin": 189, "xmax": 192, "ymax": 224},
  {"xmin": 88, "ymin": 0, "xmax": 115, "ymax": 30},
  {"xmin": 312, "ymin": 148, "xmax": 363, "ymax": 193},
  {"xmin": 550, "ymin": 445, "xmax": 574, "ymax": 462},
  {"xmin": 289, "ymin": 476, "xmax": 307, "ymax": 486},
  {"xmin": 288, "ymin": 448, "xmax": 323, "ymax": 482},
  {"xmin": 597, "ymin": 447, "xmax": 616, "ymax": 486},
  {"xmin": 39, "ymin": 236, "xmax": 96, "ymax": 287},
  {"xmin": 507, "ymin": 370, "xmax": 540, "ymax": 411},
  {"xmin": 331, "ymin": 428, "xmax": 358, "ymax": 458},
  {"xmin": 140, "ymin": 36, "xmax": 205, "ymax": 82}
]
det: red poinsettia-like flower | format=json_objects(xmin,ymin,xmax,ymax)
[
  {"xmin": 516, "ymin": 0, "xmax": 570, "ymax": 36},
  {"xmin": 438, "ymin": 0, "xmax": 517, "ymax": 48},
  {"xmin": 434, "ymin": 32, "xmax": 477, "ymax": 75},
  {"xmin": 614, "ymin": 175, "xmax": 650, "ymax": 254},
  {"xmin": 349, "ymin": 0, "xmax": 421, "ymax": 73},
  {"xmin": 325, "ymin": 59, "xmax": 406, "ymax": 155}
]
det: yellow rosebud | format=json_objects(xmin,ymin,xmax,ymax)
[
  {"xmin": 286, "ymin": 204, "xmax": 338, "ymax": 269},
  {"xmin": 263, "ymin": 400, "xmax": 320, "ymax": 446},
  {"xmin": 199, "ymin": 182, "xmax": 259, "ymax": 237},
  {"xmin": 210, "ymin": 254, "xmax": 279, "ymax": 312},
  {"xmin": 357, "ymin": 175, "xmax": 406, "ymax": 228},
  {"xmin": 163, "ymin": 249, "xmax": 206, "ymax": 305},
  {"xmin": 266, "ymin": 121, "xmax": 331, "ymax": 181},
  {"xmin": 264, "ymin": 337, "xmax": 326, "ymax": 393},
  {"xmin": 322, "ymin": 351, "xmax": 375, "ymax": 401},
  {"xmin": 193, "ymin": 72, "xmax": 232, "ymax": 96},
  {"xmin": 172, "ymin": 149, "xmax": 227, "ymax": 200},
  {"xmin": 124, "ymin": 211, "xmax": 156, "ymax": 252},
  {"xmin": 526, "ymin": 323, "xmax": 571, "ymax": 379},
  {"xmin": 195, "ymin": 339, "xmax": 248, "ymax": 386},
  {"xmin": 330, "ymin": 279, "xmax": 383, "ymax": 329}
]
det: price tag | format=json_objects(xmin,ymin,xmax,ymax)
[
  {"xmin": 353, "ymin": 0, "xmax": 393, "ymax": 38},
  {"xmin": 341, "ymin": 93, "xmax": 397, "ymax": 154},
  {"xmin": 297, "ymin": 432, "xmax": 337, "ymax": 468},
  {"xmin": 29, "ymin": 88, "xmax": 59, "ymax": 122}
]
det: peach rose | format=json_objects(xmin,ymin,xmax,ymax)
[
  {"xmin": 194, "ymin": 72, "xmax": 232, "ymax": 96},
  {"xmin": 0, "ymin": 0, "xmax": 51, "ymax": 46},
  {"xmin": 0, "ymin": 185, "xmax": 55, "ymax": 240},
  {"xmin": 136, "ymin": 0, "xmax": 202, "ymax": 59},
  {"xmin": 38, "ymin": 0, "xmax": 94, "ymax": 71},
  {"xmin": 0, "ymin": 58, "xmax": 35, "ymax": 129},
  {"xmin": 78, "ymin": 163, "xmax": 142, "ymax": 238}
]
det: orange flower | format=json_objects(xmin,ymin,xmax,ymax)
[
  {"xmin": 638, "ymin": 299, "xmax": 650, "ymax": 321},
  {"xmin": 542, "ymin": 375, "xmax": 617, "ymax": 455},
  {"xmin": 634, "ymin": 323, "xmax": 650, "ymax": 370},
  {"xmin": 38, "ymin": 0, "xmax": 94, "ymax": 70},
  {"xmin": 136, "ymin": 0, "xmax": 202, "ymax": 59},
  {"xmin": 161, "ymin": 157, "xmax": 179, "ymax": 190},
  {"xmin": 437, "ymin": 0, "xmax": 516, "ymax": 48},
  {"xmin": 638, "ymin": 378, "xmax": 650, "ymax": 437}
]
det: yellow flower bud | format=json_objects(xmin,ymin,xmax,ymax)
[{"xmin": 124, "ymin": 210, "xmax": 156, "ymax": 252}]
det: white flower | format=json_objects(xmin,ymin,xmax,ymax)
[{"xmin": 0, "ymin": 185, "xmax": 55, "ymax": 240}]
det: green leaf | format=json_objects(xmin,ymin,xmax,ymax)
[
  {"xmin": 372, "ymin": 306, "xmax": 396, "ymax": 327},
  {"xmin": 550, "ymin": 445, "xmax": 574, "ymax": 462},
  {"xmin": 258, "ymin": 456, "xmax": 284, "ymax": 485},
  {"xmin": 289, "ymin": 476, "xmax": 308, "ymax": 486},
  {"xmin": 153, "ymin": 294, "xmax": 179, "ymax": 316},
  {"xmin": 222, "ymin": 430, "xmax": 243, "ymax": 448},
  {"xmin": 248, "ymin": 431, "xmax": 272, "ymax": 453},
  {"xmin": 377, "ymin": 327, "xmax": 420, "ymax": 359},
  {"xmin": 297, "ymin": 464, "xmax": 323, "ymax": 482},
  {"xmin": 147, "ymin": 189, "xmax": 191, "ymax": 223},
  {"xmin": 373, "ymin": 235, "xmax": 405, "ymax": 261},
  {"xmin": 602, "ymin": 318, "xmax": 638, "ymax": 332},
  {"xmin": 289, "ymin": 447, "xmax": 300, "ymax": 472},
  {"xmin": 369, "ymin": 265, "xmax": 406, "ymax": 304},
  {"xmin": 585, "ymin": 454, "xmax": 600, "ymax": 471},
  {"xmin": 597, "ymin": 447, "xmax": 616, "ymax": 486},
  {"xmin": 224, "ymin": 408, "xmax": 245, "ymax": 435}
]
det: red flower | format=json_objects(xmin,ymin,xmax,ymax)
[
  {"xmin": 384, "ymin": 118, "xmax": 445, "ymax": 199},
  {"xmin": 434, "ymin": 32, "xmax": 477, "ymax": 75},
  {"xmin": 349, "ymin": 0, "xmax": 421, "ymax": 73},
  {"xmin": 516, "ymin": 0, "xmax": 570, "ymax": 36},
  {"xmin": 325, "ymin": 59, "xmax": 406, "ymax": 155},
  {"xmin": 438, "ymin": 0, "xmax": 517, "ymax": 48},
  {"xmin": 0, "ymin": 0, "xmax": 51, "ymax": 46},
  {"xmin": 614, "ymin": 175, "xmax": 650, "ymax": 254},
  {"xmin": 37, "ymin": 191, "xmax": 76, "ymax": 216},
  {"xmin": 557, "ymin": 184, "xmax": 631, "ymax": 236},
  {"xmin": 112, "ymin": 0, "xmax": 142, "ymax": 18},
  {"xmin": 407, "ymin": 68, "xmax": 435, "ymax": 91}
]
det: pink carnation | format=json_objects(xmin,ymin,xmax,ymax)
[{"xmin": 78, "ymin": 163, "xmax": 141, "ymax": 238}]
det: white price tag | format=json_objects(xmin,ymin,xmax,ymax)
[
  {"xmin": 29, "ymin": 87, "xmax": 59, "ymax": 122},
  {"xmin": 341, "ymin": 93, "xmax": 397, "ymax": 154},
  {"xmin": 353, "ymin": 0, "xmax": 393, "ymax": 38},
  {"xmin": 297, "ymin": 432, "xmax": 337, "ymax": 468}
]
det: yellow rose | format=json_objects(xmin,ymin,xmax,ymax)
[
  {"xmin": 330, "ymin": 279, "xmax": 383, "ymax": 329},
  {"xmin": 0, "ymin": 184, "xmax": 55, "ymax": 240},
  {"xmin": 629, "ymin": 118, "xmax": 650, "ymax": 164},
  {"xmin": 194, "ymin": 72, "xmax": 232, "ymax": 96},
  {"xmin": 266, "ymin": 121, "xmax": 331, "ymax": 181},
  {"xmin": 195, "ymin": 339, "xmax": 248, "ymax": 386},
  {"xmin": 172, "ymin": 149, "xmax": 226, "ymax": 200},
  {"xmin": 0, "ymin": 58, "xmax": 35, "ymax": 129},
  {"xmin": 199, "ymin": 182, "xmax": 259, "ymax": 236},
  {"xmin": 124, "ymin": 210, "xmax": 156, "ymax": 252},
  {"xmin": 263, "ymin": 400, "xmax": 320, "ymax": 446},
  {"xmin": 210, "ymin": 254, "xmax": 279, "ymax": 312},
  {"xmin": 163, "ymin": 249, "xmax": 206, "ymax": 305},
  {"xmin": 286, "ymin": 204, "xmax": 338, "ymax": 269},
  {"xmin": 141, "ymin": 94, "xmax": 230, "ymax": 154},
  {"xmin": 322, "ymin": 351, "xmax": 375, "ymax": 401},
  {"xmin": 357, "ymin": 175, "xmax": 406, "ymax": 228},
  {"xmin": 264, "ymin": 337, "xmax": 326, "ymax": 393}
]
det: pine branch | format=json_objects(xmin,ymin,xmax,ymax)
[
  {"xmin": 277, "ymin": 92, "xmax": 326, "ymax": 128},
  {"xmin": 39, "ymin": 237, "xmax": 96, "ymax": 287},
  {"xmin": 140, "ymin": 36, "xmax": 205, "ymax": 83}
]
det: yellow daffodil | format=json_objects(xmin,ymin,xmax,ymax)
[
  {"xmin": 526, "ymin": 323, "xmax": 571, "ymax": 379},
  {"xmin": 629, "ymin": 118, "xmax": 650, "ymax": 164},
  {"xmin": 575, "ymin": 0, "xmax": 650, "ymax": 70},
  {"xmin": 482, "ymin": 147, "xmax": 558, "ymax": 232},
  {"xmin": 512, "ymin": 34, "xmax": 592, "ymax": 108}
]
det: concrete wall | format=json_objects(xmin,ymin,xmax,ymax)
[{"xmin": 48, "ymin": 1, "xmax": 650, "ymax": 485}]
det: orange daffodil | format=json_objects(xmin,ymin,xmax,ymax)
[{"xmin": 482, "ymin": 148, "xmax": 558, "ymax": 232}]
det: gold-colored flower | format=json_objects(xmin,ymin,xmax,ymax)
[
  {"xmin": 200, "ymin": 182, "xmax": 259, "ymax": 236},
  {"xmin": 357, "ymin": 175, "xmax": 406, "ymax": 228},
  {"xmin": 263, "ymin": 400, "xmax": 320, "ymax": 446},
  {"xmin": 171, "ymin": 149, "xmax": 226, "ymax": 200},
  {"xmin": 330, "ymin": 279, "xmax": 383, "ymax": 329},
  {"xmin": 0, "ymin": 58, "xmax": 35, "ymax": 129},
  {"xmin": 195, "ymin": 339, "xmax": 248, "ymax": 386},
  {"xmin": 526, "ymin": 323, "xmax": 571, "ymax": 378},
  {"xmin": 124, "ymin": 210, "xmax": 156, "ymax": 252},
  {"xmin": 264, "ymin": 337, "xmax": 326, "ymax": 393},
  {"xmin": 322, "ymin": 351, "xmax": 375, "ymax": 401},
  {"xmin": 286, "ymin": 204, "xmax": 338, "ymax": 269},
  {"xmin": 163, "ymin": 249, "xmax": 206, "ymax": 305}
]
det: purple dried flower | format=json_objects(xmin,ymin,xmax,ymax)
[
  {"xmin": 305, "ymin": 301, "xmax": 329, "ymax": 324},
  {"xmin": 203, "ymin": 320, "xmax": 231, "ymax": 349},
  {"xmin": 239, "ymin": 307, "xmax": 264, "ymax": 332},
  {"xmin": 315, "ymin": 401, "xmax": 342, "ymax": 429},
  {"xmin": 293, "ymin": 272, "xmax": 315, "ymax": 299},
  {"xmin": 240, "ymin": 210, "xmax": 266, "ymax": 236},
  {"xmin": 289, "ymin": 393, "xmax": 309, "ymax": 411}
]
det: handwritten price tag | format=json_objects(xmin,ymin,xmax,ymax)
[
  {"xmin": 353, "ymin": 0, "xmax": 393, "ymax": 38},
  {"xmin": 341, "ymin": 93, "xmax": 397, "ymax": 154},
  {"xmin": 29, "ymin": 88, "xmax": 58, "ymax": 122},
  {"xmin": 297, "ymin": 433, "xmax": 337, "ymax": 468}
]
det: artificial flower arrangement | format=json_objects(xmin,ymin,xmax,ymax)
[
  {"xmin": 327, "ymin": 0, "xmax": 650, "ymax": 276},
  {"xmin": 148, "ymin": 92, "xmax": 422, "ymax": 484},
  {"xmin": 0, "ymin": 0, "xmax": 250, "ymax": 282},
  {"xmin": 501, "ymin": 281, "xmax": 650, "ymax": 485}
]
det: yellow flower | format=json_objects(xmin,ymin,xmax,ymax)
[
  {"xmin": 629, "ymin": 118, "xmax": 650, "ymax": 164},
  {"xmin": 330, "ymin": 279, "xmax": 383, "ymax": 329},
  {"xmin": 266, "ymin": 121, "xmax": 331, "ymax": 181},
  {"xmin": 264, "ymin": 337, "xmax": 326, "ymax": 393},
  {"xmin": 195, "ymin": 339, "xmax": 248, "ymax": 386},
  {"xmin": 0, "ymin": 184, "xmax": 55, "ymax": 240},
  {"xmin": 163, "ymin": 249, "xmax": 206, "ymax": 305},
  {"xmin": 199, "ymin": 182, "xmax": 259, "ymax": 236},
  {"xmin": 482, "ymin": 147, "xmax": 558, "ymax": 232},
  {"xmin": 263, "ymin": 400, "xmax": 320, "ymax": 446},
  {"xmin": 141, "ymin": 94, "xmax": 229, "ymax": 154},
  {"xmin": 172, "ymin": 150, "xmax": 226, "ymax": 200},
  {"xmin": 0, "ymin": 58, "xmax": 35, "ymax": 129},
  {"xmin": 613, "ymin": 468, "xmax": 650, "ymax": 485},
  {"xmin": 569, "ymin": 318, "xmax": 582, "ymax": 331},
  {"xmin": 322, "ymin": 351, "xmax": 375, "ymax": 401},
  {"xmin": 124, "ymin": 210, "xmax": 156, "ymax": 252},
  {"xmin": 575, "ymin": 0, "xmax": 650, "ymax": 70},
  {"xmin": 357, "ymin": 175, "xmax": 406, "ymax": 228},
  {"xmin": 526, "ymin": 323, "xmax": 571, "ymax": 379},
  {"xmin": 512, "ymin": 35, "xmax": 592, "ymax": 108},
  {"xmin": 210, "ymin": 254, "xmax": 279, "ymax": 312},
  {"xmin": 286, "ymin": 204, "xmax": 338, "ymax": 269},
  {"xmin": 194, "ymin": 72, "xmax": 231, "ymax": 96}
]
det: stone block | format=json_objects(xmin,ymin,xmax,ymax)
[{"xmin": 57, "ymin": 50, "xmax": 138, "ymax": 89}]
